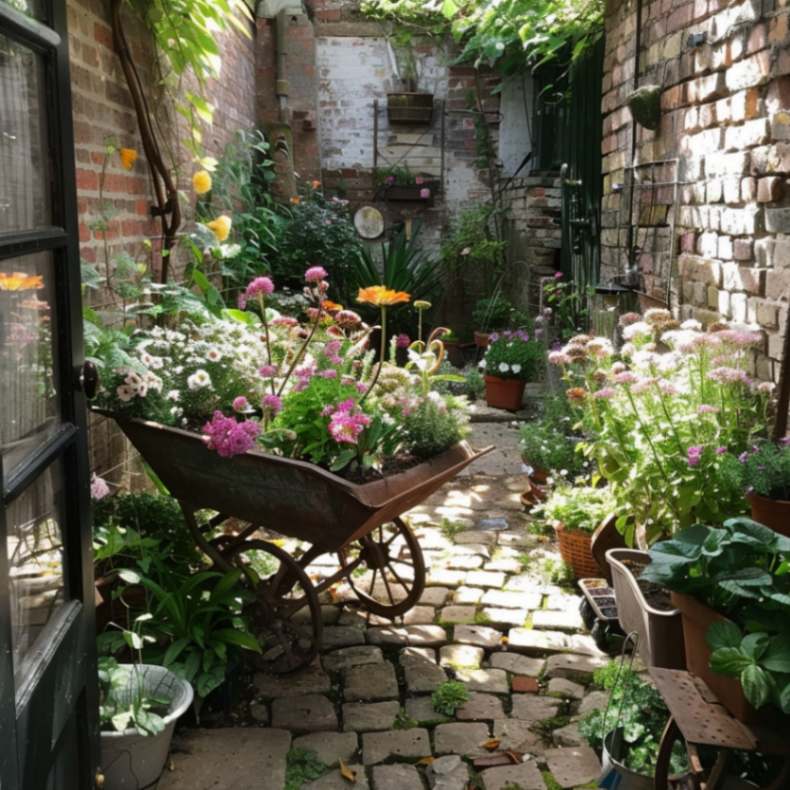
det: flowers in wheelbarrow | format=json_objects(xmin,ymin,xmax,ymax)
[
  {"xmin": 202, "ymin": 411, "xmax": 260, "ymax": 458},
  {"xmin": 325, "ymin": 399, "xmax": 371, "ymax": 445}
]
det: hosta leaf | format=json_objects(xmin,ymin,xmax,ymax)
[
  {"xmin": 762, "ymin": 635, "xmax": 790, "ymax": 673},
  {"xmin": 709, "ymin": 647, "xmax": 753, "ymax": 676},
  {"xmin": 706, "ymin": 621, "xmax": 742, "ymax": 651},
  {"xmin": 741, "ymin": 664, "xmax": 771, "ymax": 709}
]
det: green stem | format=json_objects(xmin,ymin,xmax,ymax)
[
  {"xmin": 258, "ymin": 294, "xmax": 276, "ymax": 396},
  {"xmin": 276, "ymin": 299, "xmax": 324, "ymax": 398},
  {"xmin": 360, "ymin": 307, "xmax": 387, "ymax": 405}
]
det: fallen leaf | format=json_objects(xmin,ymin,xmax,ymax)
[
  {"xmin": 500, "ymin": 635, "xmax": 509, "ymax": 645},
  {"xmin": 338, "ymin": 759, "xmax": 356, "ymax": 783},
  {"xmin": 481, "ymin": 738, "xmax": 501, "ymax": 751},
  {"xmin": 504, "ymin": 749, "xmax": 523, "ymax": 764},
  {"xmin": 416, "ymin": 756, "xmax": 435, "ymax": 766}
]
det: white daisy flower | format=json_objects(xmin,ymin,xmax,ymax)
[
  {"xmin": 498, "ymin": 362, "xmax": 510, "ymax": 373},
  {"xmin": 187, "ymin": 369, "xmax": 212, "ymax": 390},
  {"xmin": 511, "ymin": 363, "xmax": 522, "ymax": 374},
  {"xmin": 117, "ymin": 384, "xmax": 135, "ymax": 402},
  {"xmin": 166, "ymin": 390, "xmax": 181, "ymax": 402}
]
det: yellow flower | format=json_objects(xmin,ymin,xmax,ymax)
[
  {"xmin": 357, "ymin": 286, "xmax": 411, "ymax": 307},
  {"xmin": 119, "ymin": 148, "xmax": 138, "ymax": 170},
  {"xmin": 290, "ymin": 196, "xmax": 302, "ymax": 205},
  {"xmin": 192, "ymin": 170, "xmax": 213, "ymax": 195},
  {"xmin": 0, "ymin": 272, "xmax": 44, "ymax": 291},
  {"xmin": 207, "ymin": 215, "xmax": 232, "ymax": 242}
]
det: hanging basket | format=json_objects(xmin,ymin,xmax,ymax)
[{"xmin": 626, "ymin": 84, "xmax": 662, "ymax": 131}]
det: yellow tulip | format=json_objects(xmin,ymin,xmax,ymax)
[
  {"xmin": 192, "ymin": 170, "xmax": 212, "ymax": 195},
  {"xmin": 207, "ymin": 215, "xmax": 232, "ymax": 242}
]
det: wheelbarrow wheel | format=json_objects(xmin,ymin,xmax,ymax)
[
  {"xmin": 224, "ymin": 538, "xmax": 322, "ymax": 675},
  {"xmin": 338, "ymin": 517, "xmax": 425, "ymax": 618}
]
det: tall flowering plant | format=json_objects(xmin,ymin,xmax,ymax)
[{"xmin": 550, "ymin": 309, "xmax": 774, "ymax": 543}]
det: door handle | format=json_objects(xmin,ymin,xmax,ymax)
[{"xmin": 77, "ymin": 360, "xmax": 100, "ymax": 399}]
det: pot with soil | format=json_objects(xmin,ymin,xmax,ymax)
[
  {"xmin": 600, "ymin": 728, "xmax": 654, "ymax": 790},
  {"xmin": 747, "ymin": 491, "xmax": 790, "ymax": 538},
  {"xmin": 606, "ymin": 549, "xmax": 685, "ymax": 669},
  {"xmin": 484, "ymin": 375, "xmax": 525, "ymax": 411}
]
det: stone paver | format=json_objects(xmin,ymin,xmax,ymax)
[
  {"xmin": 304, "ymin": 764, "xmax": 369, "ymax": 790},
  {"xmin": 481, "ymin": 762, "xmax": 547, "ymax": 790},
  {"xmin": 255, "ymin": 664, "xmax": 330, "ymax": 698},
  {"xmin": 321, "ymin": 625, "xmax": 366, "ymax": 650},
  {"xmin": 402, "ymin": 653, "xmax": 448, "ymax": 693},
  {"xmin": 271, "ymin": 695, "xmax": 337, "ymax": 733},
  {"xmin": 439, "ymin": 605, "xmax": 477, "ymax": 624},
  {"xmin": 481, "ymin": 589, "xmax": 542, "ymax": 609},
  {"xmin": 420, "ymin": 587, "xmax": 450, "ymax": 606},
  {"xmin": 544, "ymin": 745, "xmax": 601, "ymax": 787},
  {"xmin": 456, "ymin": 668, "xmax": 509, "ymax": 694},
  {"xmin": 481, "ymin": 606, "xmax": 528, "ymax": 628},
  {"xmin": 342, "ymin": 701, "xmax": 400, "ymax": 732},
  {"xmin": 489, "ymin": 652, "xmax": 544, "ymax": 676},
  {"xmin": 159, "ymin": 728, "xmax": 291, "ymax": 790},
  {"xmin": 344, "ymin": 662, "xmax": 398, "ymax": 701},
  {"xmin": 439, "ymin": 643, "xmax": 484, "ymax": 669},
  {"xmin": 456, "ymin": 692, "xmax": 505, "ymax": 720},
  {"xmin": 578, "ymin": 689, "xmax": 609, "ymax": 716},
  {"xmin": 547, "ymin": 677, "xmax": 585, "ymax": 700},
  {"xmin": 465, "ymin": 570, "xmax": 506, "ymax": 588},
  {"xmin": 434, "ymin": 722, "xmax": 491, "ymax": 756},
  {"xmin": 371, "ymin": 764, "xmax": 424, "ymax": 790},
  {"xmin": 453, "ymin": 586, "xmax": 484, "ymax": 605},
  {"xmin": 428, "ymin": 754, "xmax": 469, "ymax": 790},
  {"xmin": 492, "ymin": 719, "xmax": 544, "ymax": 754},
  {"xmin": 454, "ymin": 624, "xmax": 502, "ymax": 649},
  {"xmin": 508, "ymin": 627, "xmax": 570, "ymax": 654},
  {"xmin": 553, "ymin": 721, "xmax": 584, "ymax": 746},
  {"xmin": 510, "ymin": 695, "xmax": 562, "ymax": 721},
  {"xmin": 532, "ymin": 609, "xmax": 584, "ymax": 632},
  {"xmin": 453, "ymin": 530, "xmax": 497, "ymax": 546},
  {"xmin": 544, "ymin": 652, "xmax": 608, "ymax": 682},
  {"xmin": 404, "ymin": 695, "xmax": 451, "ymax": 726},
  {"xmin": 367, "ymin": 625, "xmax": 448, "ymax": 647},
  {"xmin": 362, "ymin": 728, "xmax": 431, "ymax": 764},
  {"xmin": 322, "ymin": 645, "xmax": 383, "ymax": 674},
  {"xmin": 291, "ymin": 732, "xmax": 358, "ymax": 766}
]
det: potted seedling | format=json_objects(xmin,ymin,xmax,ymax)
[
  {"xmin": 99, "ymin": 619, "xmax": 194, "ymax": 789},
  {"xmin": 480, "ymin": 329, "xmax": 543, "ymax": 411},
  {"xmin": 471, "ymin": 296, "xmax": 514, "ymax": 349},
  {"xmin": 738, "ymin": 441, "xmax": 790, "ymax": 537}
]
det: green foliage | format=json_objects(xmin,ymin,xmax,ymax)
[
  {"xmin": 543, "ymin": 275, "xmax": 593, "ymax": 342},
  {"xmin": 270, "ymin": 189, "xmax": 363, "ymax": 301},
  {"xmin": 441, "ymin": 205, "xmax": 505, "ymax": 288},
  {"xmin": 284, "ymin": 749, "xmax": 328, "ymax": 790},
  {"xmin": 128, "ymin": 0, "xmax": 253, "ymax": 157},
  {"xmin": 402, "ymin": 397, "xmax": 467, "ymax": 459},
  {"xmin": 393, "ymin": 707, "xmax": 418, "ymax": 729},
  {"xmin": 98, "ymin": 656, "xmax": 169, "ymax": 736},
  {"xmin": 482, "ymin": 331, "xmax": 544, "ymax": 381},
  {"xmin": 534, "ymin": 484, "xmax": 615, "ymax": 533},
  {"xmin": 440, "ymin": 518, "xmax": 466, "ymax": 539},
  {"xmin": 644, "ymin": 517, "xmax": 790, "ymax": 713},
  {"xmin": 472, "ymin": 296, "xmax": 514, "ymax": 333},
  {"xmin": 432, "ymin": 680, "xmax": 470, "ymax": 716},
  {"xmin": 579, "ymin": 660, "xmax": 677, "ymax": 776},
  {"xmin": 434, "ymin": 362, "xmax": 486, "ymax": 401},
  {"xmin": 739, "ymin": 441, "xmax": 790, "ymax": 500},
  {"xmin": 520, "ymin": 419, "xmax": 584, "ymax": 478}
]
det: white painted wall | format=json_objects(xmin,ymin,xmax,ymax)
[{"xmin": 499, "ymin": 73, "xmax": 534, "ymax": 177}]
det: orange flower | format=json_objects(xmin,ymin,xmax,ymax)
[
  {"xmin": 323, "ymin": 300, "xmax": 343, "ymax": 313},
  {"xmin": 0, "ymin": 272, "xmax": 44, "ymax": 291},
  {"xmin": 566, "ymin": 387, "xmax": 588, "ymax": 402},
  {"xmin": 290, "ymin": 196, "xmax": 302, "ymax": 205},
  {"xmin": 119, "ymin": 148, "xmax": 138, "ymax": 170},
  {"xmin": 357, "ymin": 286, "xmax": 411, "ymax": 307},
  {"xmin": 310, "ymin": 179, "xmax": 321, "ymax": 189}
]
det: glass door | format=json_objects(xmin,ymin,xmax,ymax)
[{"xmin": 0, "ymin": 0, "xmax": 97, "ymax": 788}]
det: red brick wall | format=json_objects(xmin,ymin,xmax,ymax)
[{"xmin": 602, "ymin": 0, "xmax": 790, "ymax": 381}]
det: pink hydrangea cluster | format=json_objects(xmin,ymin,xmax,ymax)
[
  {"xmin": 262, "ymin": 393, "xmax": 283, "ymax": 414},
  {"xmin": 238, "ymin": 276, "xmax": 274, "ymax": 309},
  {"xmin": 324, "ymin": 399, "xmax": 370, "ymax": 445},
  {"xmin": 202, "ymin": 411, "xmax": 260, "ymax": 458},
  {"xmin": 232, "ymin": 396, "xmax": 250, "ymax": 413},
  {"xmin": 305, "ymin": 266, "xmax": 328, "ymax": 283}
]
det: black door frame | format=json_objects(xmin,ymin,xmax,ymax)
[{"xmin": 0, "ymin": 0, "xmax": 97, "ymax": 787}]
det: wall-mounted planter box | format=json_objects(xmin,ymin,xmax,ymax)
[
  {"xmin": 382, "ymin": 181, "xmax": 438, "ymax": 204},
  {"xmin": 387, "ymin": 92, "xmax": 434, "ymax": 125}
]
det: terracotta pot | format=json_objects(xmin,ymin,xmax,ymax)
[
  {"xmin": 484, "ymin": 375, "xmax": 525, "ymax": 411},
  {"xmin": 474, "ymin": 331, "xmax": 490, "ymax": 349},
  {"xmin": 524, "ymin": 464, "xmax": 550, "ymax": 485},
  {"xmin": 747, "ymin": 491, "xmax": 790, "ymax": 538},
  {"xmin": 554, "ymin": 523, "xmax": 600, "ymax": 579},
  {"xmin": 671, "ymin": 592, "xmax": 778, "ymax": 725}
]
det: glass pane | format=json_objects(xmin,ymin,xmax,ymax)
[
  {"xmin": 6, "ymin": 462, "xmax": 65, "ymax": 675},
  {"xmin": 0, "ymin": 251, "xmax": 60, "ymax": 480},
  {"xmin": 0, "ymin": 33, "xmax": 51, "ymax": 233},
  {"xmin": 1, "ymin": 0, "xmax": 47, "ymax": 22}
]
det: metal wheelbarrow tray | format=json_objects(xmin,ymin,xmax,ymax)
[{"xmin": 110, "ymin": 415, "xmax": 493, "ymax": 673}]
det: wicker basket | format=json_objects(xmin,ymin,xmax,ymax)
[{"xmin": 554, "ymin": 523, "xmax": 600, "ymax": 579}]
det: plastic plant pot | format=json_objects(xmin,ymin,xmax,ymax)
[{"xmin": 600, "ymin": 728, "xmax": 654, "ymax": 790}]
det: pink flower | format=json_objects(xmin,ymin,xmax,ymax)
[
  {"xmin": 396, "ymin": 333, "xmax": 411, "ymax": 349},
  {"xmin": 244, "ymin": 276, "xmax": 274, "ymax": 299},
  {"xmin": 335, "ymin": 309, "xmax": 362, "ymax": 327},
  {"xmin": 202, "ymin": 411, "xmax": 260, "ymax": 458},
  {"xmin": 548, "ymin": 351, "xmax": 571, "ymax": 366},
  {"xmin": 614, "ymin": 371, "xmax": 638, "ymax": 385},
  {"xmin": 618, "ymin": 312, "xmax": 641, "ymax": 327},
  {"xmin": 320, "ymin": 369, "xmax": 337, "ymax": 379},
  {"xmin": 415, "ymin": 176, "xmax": 424, "ymax": 185},
  {"xmin": 554, "ymin": 271, "xmax": 563, "ymax": 279},
  {"xmin": 592, "ymin": 387, "xmax": 616, "ymax": 400},
  {"xmin": 687, "ymin": 445, "xmax": 703, "ymax": 467},
  {"xmin": 708, "ymin": 367, "xmax": 750, "ymax": 385},
  {"xmin": 698, "ymin": 404, "xmax": 719, "ymax": 414},
  {"xmin": 419, "ymin": 188, "xmax": 431, "ymax": 199},
  {"xmin": 232, "ymin": 396, "xmax": 250, "ymax": 412},
  {"xmin": 261, "ymin": 394, "xmax": 283, "ymax": 414},
  {"xmin": 305, "ymin": 266, "xmax": 328, "ymax": 283},
  {"xmin": 328, "ymin": 409, "xmax": 370, "ymax": 444},
  {"xmin": 716, "ymin": 446, "xmax": 727, "ymax": 455},
  {"xmin": 271, "ymin": 316, "xmax": 298, "ymax": 328},
  {"xmin": 259, "ymin": 364, "xmax": 278, "ymax": 378},
  {"xmin": 90, "ymin": 474, "xmax": 110, "ymax": 501}
]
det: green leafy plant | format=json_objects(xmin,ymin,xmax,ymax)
[
  {"xmin": 472, "ymin": 296, "xmax": 513, "ymax": 333},
  {"xmin": 285, "ymin": 748, "xmax": 328, "ymax": 790},
  {"xmin": 535, "ymin": 484, "xmax": 615, "ymax": 533},
  {"xmin": 432, "ymin": 680, "xmax": 470, "ymax": 716},
  {"xmin": 739, "ymin": 441, "xmax": 790, "ymax": 500},
  {"xmin": 401, "ymin": 397, "xmax": 468, "ymax": 459},
  {"xmin": 482, "ymin": 330, "xmax": 544, "ymax": 381},
  {"xmin": 520, "ymin": 420, "xmax": 584, "ymax": 478},
  {"xmin": 98, "ymin": 656, "xmax": 169, "ymax": 736},
  {"xmin": 644, "ymin": 517, "xmax": 790, "ymax": 713},
  {"xmin": 441, "ymin": 205, "xmax": 505, "ymax": 289},
  {"xmin": 579, "ymin": 660, "xmax": 680, "ymax": 776}
]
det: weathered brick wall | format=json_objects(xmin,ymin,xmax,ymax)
[
  {"xmin": 67, "ymin": 0, "xmax": 256, "ymax": 480},
  {"xmin": 602, "ymin": 0, "xmax": 790, "ymax": 381}
]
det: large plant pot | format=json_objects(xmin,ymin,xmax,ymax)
[
  {"xmin": 101, "ymin": 664, "xmax": 193, "ymax": 790},
  {"xmin": 600, "ymin": 728, "xmax": 653, "ymax": 790},
  {"xmin": 747, "ymin": 491, "xmax": 790, "ymax": 538},
  {"xmin": 606, "ymin": 549, "xmax": 685, "ymax": 669},
  {"xmin": 555, "ymin": 523, "xmax": 600, "ymax": 579},
  {"xmin": 484, "ymin": 375, "xmax": 525, "ymax": 411},
  {"xmin": 671, "ymin": 592, "xmax": 781, "ymax": 725}
]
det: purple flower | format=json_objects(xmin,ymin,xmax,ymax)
[
  {"xmin": 232, "ymin": 395, "xmax": 250, "ymax": 413},
  {"xmin": 716, "ymin": 446, "xmax": 727, "ymax": 455},
  {"xmin": 305, "ymin": 266, "xmax": 328, "ymax": 283},
  {"xmin": 320, "ymin": 369, "xmax": 337, "ymax": 379},
  {"xmin": 739, "ymin": 451, "xmax": 749, "ymax": 463},
  {"xmin": 202, "ymin": 411, "xmax": 260, "ymax": 458},
  {"xmin": 396, "ymin": 333, "xmax": 411, "ymax": 349},
  {"xmin": 385, "ymin": 175, "xmax": 395, "ymax": 185},
  {"xmin": 259, "ymin": 364, "xmax": 278, "ymax": 378},
  {"xmin": 90, "ymin": 474, "xmax": 110, "ymax": 501},
  {"xmin": 419, "ymin": 187, "xmax": 431, "ymax": 199},
  {"xmin": 261, "ymin": 394, "xmax": 283, "ymax": 414},
  {"xmin": 687, "ymin": 445, "xmax": 704, "ymax": 467},
  {"xmin": 554, "ymin": 271, "xmax": 563, "ymax": 279}
]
